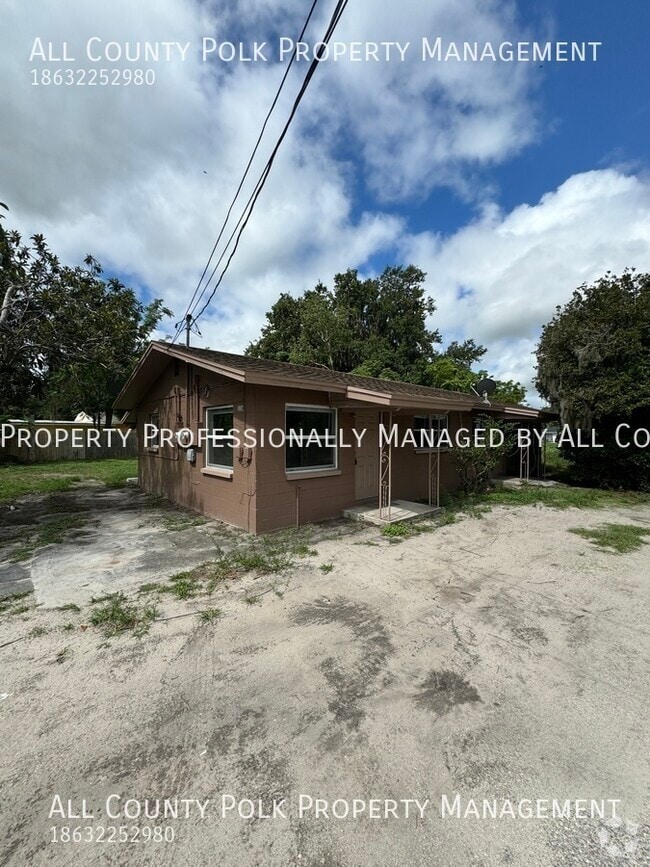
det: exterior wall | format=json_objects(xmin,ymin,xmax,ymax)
[
  {"xmin": 135, "ymin": 362, "xmax": 514, "ymax": 533},
  {"xmin": 252, "ymin": 386, "xmax": 355, "ymax": 534},
  {"xmin": 137, "ymin": 359, "xmax": 256, "ymax": 532}
]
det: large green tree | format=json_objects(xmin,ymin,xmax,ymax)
[
  {"xmin": 536, "ymin": 269, "xmax": 650, "ymax": 489},
  {"xmin": 247, "ymin": 266, "xmax": 526, "ymax": 402},
  {"xmin": 0, "ymin": 208, "xmax": 170, "ymax": 422}
]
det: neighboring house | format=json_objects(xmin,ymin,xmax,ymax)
[{"xmin": 114, "ymin": 341, "xmax": 549, "ymax": 533}]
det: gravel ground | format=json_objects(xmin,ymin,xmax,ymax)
[{"xmin": 0, "ymin": 491, "xmax": 649, "ymax": 866}]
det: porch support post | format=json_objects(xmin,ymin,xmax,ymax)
[
  {"xmin": 427, "ymin": 415, "xmax": 441, "ymax": 508},
  {"xmin": 379, "ymin": 410, "xmax": 392, "ymax": 521},
  {"xmin": 519, "ymin": 440, "xmax": 530, "ymax": 481}
]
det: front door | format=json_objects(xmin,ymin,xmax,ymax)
[{"xmin": 354, "ymin": 412, "xmax": 378, "ymax": 500}]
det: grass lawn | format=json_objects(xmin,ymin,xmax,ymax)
[
  {"xmin": 0, "ymin": 458, "xmax": 138, "ymax": 504},
  {"xmin": 569, "ymin": 523, "xmax": 650, "ymax": 554},
  {"xmin": 485, "ymin": 483, "xmax": 650, "ymax": 510}
]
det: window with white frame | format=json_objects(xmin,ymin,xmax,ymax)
[
  {"xmin": 412, "ymin": 414, "xmax": 448, "ymax": 448},
  {"xmin": 285, "ymin": 405, "xmax": 337, "ymax": 472},
  {"xmin": 205, "ymin": 406, "xmax": 234, "ymax": 469}
]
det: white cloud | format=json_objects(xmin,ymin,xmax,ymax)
[
  {"xmin": 401, "ymin": 169, "xmax": 650, "ymax": 402},
  {"xmin": 4, "ymin": 2, "xmax": 648, "ymax": 409},
  {"xmin": 1, "ymin": 0, "xmax": 541, "ymax": 339}
]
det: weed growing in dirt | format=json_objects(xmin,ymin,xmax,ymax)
[
  {"xmin": 243, "ymin": 595, "xmax": 261, "ymax": 606},
  {"xmin": 162, "ymin": 514, "xmax": 208, "ymax": 531},
  {"xmin": 162, "ymin": 572, "xmax": 200, "ymax": 600},
  {"xmin": 62, "ymin": 623, "xmax": 75, "ymax": 632},
  {"xmin": 29, "ymin": 626, "xmax": 47, "ymax": 637},
  {"xmin": 54, "ymin": 646, "xmax": 72, "ymax": 664},
  {"xmin": 381, "ymin": 522, "xmax": 412, "ymax": 539},
  {"xmin": 199, "ymin": 608, "xmax": 222, "ymax": 624},
  {"xmin": 90, "ymin": 593, "xmax": 158, "ymax": 637},
  {"xmin": 10, "ymin": 515, "xmax": 91, "ymax": 562},
  {"xmin": 319, "ymin": 563, "xmax": 334, "ymax": 573},
  {"xmin": 56, "ymin": 603, "xmax": 81, "ymax": 613},
  {"xmin": 0, "ymin": 591, "xmax": 34, "ymax": 616},
  {"xmin": 137, "ymin": 582, "xmax": 163, "ymax": 594},
  {"xmin": 569, "ymin": 523, "xmax": 650, "ymax": 554}
]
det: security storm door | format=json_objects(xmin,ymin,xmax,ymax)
[{"xmin": 354, "ymin": 411, "xmax": 379, "ymax": 500}]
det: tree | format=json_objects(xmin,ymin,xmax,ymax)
[
  {"xmin": 248, "ymin": 266, "xmax": 440, "ymax": 380},
  {"xmin": 248, "ymin": 265, "xmax": 526, "ymax": 401},
  {"xmin": 535, "ymin": 269, "xmax": 650, "ymax": 489},
  {"xmin": 0, "ymin": 210, "xmax": 170, "ymax": 422}
]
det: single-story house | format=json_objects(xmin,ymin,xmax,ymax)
[{"xmin": 114, "ymin": 341, "xmax": 550, "ymax": 533}]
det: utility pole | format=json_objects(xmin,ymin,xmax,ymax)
[{"xmin": 185, "ymin": 314, "xmax": 192, "ymax": 347}]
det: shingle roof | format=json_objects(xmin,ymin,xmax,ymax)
[{"xmin": 153, "ymin": 342, "xmax": 481, "ymax": 406}]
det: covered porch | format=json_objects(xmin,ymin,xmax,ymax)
[{"xmin": 333, "ymin": 396, "xmax": 548, "ymax": 526}]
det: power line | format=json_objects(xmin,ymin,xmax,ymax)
[
  {"xmin": 172, "ymin": 0, "xmax": 322, "ymax": 343},
  {"xmin": 186, "ymin": 0, "xmax": 350, "ymax": 331}
]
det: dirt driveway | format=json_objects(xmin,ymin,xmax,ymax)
[{"xmin": 1, "ymin": 490, "xmax": 649, "ymax": 866}]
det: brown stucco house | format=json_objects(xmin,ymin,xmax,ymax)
[{"xmin": 114, "ymin": 341, "xmax": 548, "ymax": 534}]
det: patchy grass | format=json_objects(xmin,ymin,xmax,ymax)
[
  {"xmin": 62, "ymin": 622, "xmax": 76, "ymax": 632},
  {"xmin": 138, "ymin": 582, "xmax": 163, "ymax": 594},
  {"xmin": 90, "ymin": 593, "xmax": 158, "ymax": 637},
  {"xmin": 0, "ymin": 590, "xmax": 34, "ymax": 614},
  {"xmin": 10, "ymin": 515, "xmax": 92, "ymax": 562},
  {"xmin": 569, "ymin": 523, "xmax": 650, "ymax": 554},
  {"xmin": 319, "ymin": 563, "xmax": 334, "ymax": 573},
  {"xmin": 56, "ymin": 602, "xmax": 81, "ymax": 613},
  {"xmin": 0, "ymin": 458, "xmax": 138, "ymax": 504},
  {"xmin": 485, "ymin": 484, "xmax": 650, "ymax": 511},
  {"xmin": 29, "ymin": 625, "xmax": 48, "ymax": 637},
  {"xmin": 162, "ymin": 513, "xmax": 208, "ymax": 532},
  {"xmin": 159, "ymin": 571, "xmax": 201, "ymax": 600},
  {"xmin": 243, "ymin": 594, "xmax": 261, "ymax": 606},
  {"xmin": 199, "ymin": 608, "xmax": 222, "ymax": 624},
  {"xmin": 381, "ymin": 522, "xmax": 413, "ymax": 539},
  {"xmin": 54, "ymin": 646, "xmax": 72, "ymax": 664}
]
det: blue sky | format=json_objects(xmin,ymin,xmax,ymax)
[{"xmin": 2, "ymin": 0, "xmax": 650, "ymax": 402}]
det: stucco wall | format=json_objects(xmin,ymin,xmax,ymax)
[
  {"xmin": 137, "ymin": 359, "xmax": 255, "ymax": 531},
  {"xmin": 252, "ymin": 386, "xmax": 356, "ymax": 534},
  {"xmin": 135, "ymin": 359, "xmax": 509, "ymax": 533}
]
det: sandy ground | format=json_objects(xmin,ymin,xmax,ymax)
[{"xmin": 1, "ymin": 490, "xmax": 649, "ymax": 866}]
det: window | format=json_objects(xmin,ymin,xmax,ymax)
[
  {"xmin": 148, "ymin": 412, "xmax": 160, "ymax": 449},
  {"xmin": 412, "ymin": 414, "xmax": 448, "ymax": 449},
  {"xmin": 286, "ymin": 406, "xmax": 337, "ymax": 472},
  {"xmin": 206, "ymin": 406, "xmax": 234, "ymax": 469}
]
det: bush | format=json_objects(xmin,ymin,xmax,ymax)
[{"xmin": 453, "ymin": 419, "xmax": 511, "ymax": 495}]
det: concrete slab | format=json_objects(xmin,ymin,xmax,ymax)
[
  {"xmin": 498, "ymin": 476, "xmax": 560, "ymax": 489},
  {"xmin": 0, "ymin": 485, "xmax": 246, "ymax": 608},
  {"xmin": 343, "ymin": 499, "xmax": 440, "ymax": 525}
]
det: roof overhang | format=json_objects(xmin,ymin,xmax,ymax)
[
  {"xmin": 115, "ymin": 342, "xmax": 552, "ymax": 421},
  {"xmin": 113, "ymin": 342, "xmax": 347, "ymax": 411}
]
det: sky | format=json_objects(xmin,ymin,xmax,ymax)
[{"xmin": 2, "ymin": 0, "xmax": 650, "ymax": 404}]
